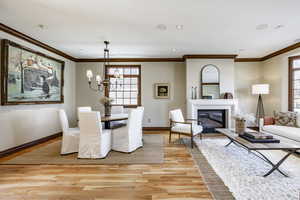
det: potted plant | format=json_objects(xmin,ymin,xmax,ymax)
[{"xmin": 100, "ymin": 96, "xmax": 114, "ymax": 116}]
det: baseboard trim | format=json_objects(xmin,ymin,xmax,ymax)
[
  {"xmin": 0, "ymin": 132, "xmax": 62, "ymax": 158},
  {"xmin": 143, "ymin": 127, "xmax": 170, "ymax": 131}
]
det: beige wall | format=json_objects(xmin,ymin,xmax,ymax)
[
  {"xmin": 262, "ymin": 47, "xmax": 300, "ymax": 115},
  {"xmin": 76, "ymin": 60, "xmax": 264, "ymax": 127},
  {"xmin": 185, "ymin": 59, "xmax": 235, "ymax": 99},
  {"xmin": 234, "ymin": 62, "xmax": 263, "ymax": 115},
  {"xmin": 76, "ymin": 62, "xmax": 186, "ymax": 127},
  {"xmin": 0, "ymin": 32, "xmax": 76, "ymax": 151}
]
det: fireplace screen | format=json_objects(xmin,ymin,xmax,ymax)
[{"xmin": 198, "ymin": 109, "xmax": 226, "ymax": 133}]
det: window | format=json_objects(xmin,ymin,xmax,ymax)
[
  {"xmin": 105, "ymin": 65, "xmax": 141, "ymax": 107},
  {"xmin": 289, "ymin": 56, "xmax": 300, "ymax": 112}
]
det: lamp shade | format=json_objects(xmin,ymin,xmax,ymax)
[
  {"xmin": 86, "ymin": 70, "xmax": 93, "ymax": 78},
  {"xmin": 252, "ymin": 84, "xmax": 269, "ymax": 95}
]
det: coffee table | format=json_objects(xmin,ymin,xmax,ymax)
[{"xmin": 216, "ymin": 128, "xmax": 300, "ymax": 177}]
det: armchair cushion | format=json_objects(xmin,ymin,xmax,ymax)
[
  {"xmin": 171, "ymin": 123, "xmax": 203, "ymax": 135},
  {"xmin": 170, "ymin": 109, "xmax": 185, "ymax": 123}
]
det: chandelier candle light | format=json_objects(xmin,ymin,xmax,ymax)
[{"xmin": 86, "ymin": 41, "xmax": 122, "ymax": 93}]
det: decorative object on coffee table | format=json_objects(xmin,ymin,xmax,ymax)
[
  {"xmin": 240, "ymin": 131, "xmax": 280, "ymax": 143},
  {"xmin": 233, "ymin": 114, "xmax": 249, "ymax": 135},
  {"xmin": 252, "ymin": 84, "xmax": 269, "ymax": 121},
  {"xmin": 100, "ymin": 96, "xmax": 113, "ymax": 116},
  {"xmin": 235, "ymin": 118, "xmax": 246, "ymax": 135}
]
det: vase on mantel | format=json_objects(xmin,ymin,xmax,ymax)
[{"xmin": 191, "ymin": 87, "xmax": 197, "ymax": 99}]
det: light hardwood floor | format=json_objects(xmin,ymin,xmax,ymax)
[{"xmin": 0, "ymin": 132, "xmax": 213, "ymax": 200}]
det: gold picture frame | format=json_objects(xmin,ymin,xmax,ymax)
[{"xmin": 154, "ymin": 83, "xmax": 170, "ymax": 99}]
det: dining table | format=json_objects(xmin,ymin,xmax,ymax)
[{"xmin": 101, "ymin": 113, "xmax": 128, "ymax": 129}]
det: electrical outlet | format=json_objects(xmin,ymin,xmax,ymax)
[{"xmin": 147, "ymin": 118, "xmax": 151, "ymax": 123}]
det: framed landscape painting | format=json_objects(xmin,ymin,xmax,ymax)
[{"xmin": 1, "ymin": 39, "xmax": 64, "ymax": 105}]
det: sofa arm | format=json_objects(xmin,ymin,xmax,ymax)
[{"xmin": 264, "ymin": 117, "xmax": 275, "ymax": 125}]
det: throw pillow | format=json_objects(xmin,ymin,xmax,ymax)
[{"xmin": 273, "ymin": 111, "xmax": 297, "ymax": 127}]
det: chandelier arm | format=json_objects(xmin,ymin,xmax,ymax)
[
  {"xmin": 87, "ymin": 41, "xmax": 116, "ymax": 94},
  {"xmin": 88, "ymin": 82, "xmax": 102, "ymax": 92}
]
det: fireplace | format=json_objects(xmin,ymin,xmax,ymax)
[{"xmin": 198, "ymin": 109, "xmax": 226, "ymax": 133}]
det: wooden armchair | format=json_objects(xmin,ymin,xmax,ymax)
[{"xmin": 169, "ymin": 109, "xmax": 203, "ymax": 148}]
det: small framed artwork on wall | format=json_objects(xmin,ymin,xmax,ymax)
[
  {"xmin": 154, "ymin": 83, "xmax": 170, "ymax": 99},
  {"xmin": 1, "ymin": 39, "xmax": 65, "ymax": 105}
]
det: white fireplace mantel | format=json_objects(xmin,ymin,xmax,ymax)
[{"xmin": 187, "ymin": 99, "xmax": 238, "ymax": 129}]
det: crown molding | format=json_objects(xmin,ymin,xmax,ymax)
[
  {"xmin": 234, "ymin": 58, "xmax": 263, "ymax": 62},
  {"xmin": 183, "ymin": 54, "xmax": 238, "ymax": 59},
  {"xmin": 76, "ymin": 57, "xmax": 184, "ymax": 62},
  {"xmin": 0, "ymin": 23, "xmax": 77, "ymax": 61},
  {"xmin": 2, "ymin": 23, "xmax": 300, "ymax": 63},
  {"xmin": 261, "ymin": 42, "xmax": 300, "ymax": 61}
]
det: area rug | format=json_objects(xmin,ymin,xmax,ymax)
[
  {"xmin": 194, "ymin": 138, "xmax": 300, "ymax": 200},
  {"xmin": 1, "ymin": 135, "xmax": 164, "ymax": 165}
]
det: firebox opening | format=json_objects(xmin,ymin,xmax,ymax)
[{"xmin": 198, "ymin": 109, "xmax": 226, "ymax": 133}]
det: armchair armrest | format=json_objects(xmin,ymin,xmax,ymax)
[
  {"xmin": 185, "ymin": 118, "xmax": 197, "ymax": 121},
  {"xmin": 170, "ymin": 120, "xmax": 192, "ymax": 131},
  {"xmin": 186, "ymin": 119, "xmax": 202, "ymax": 125},
  {"xmin": 170, "ymin": 120, "xmax": 192, "ymax": 125}
]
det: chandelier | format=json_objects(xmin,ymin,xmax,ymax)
[{"xmin": 86, "ymin": 41, "xmax": 122, "ymax": 92}]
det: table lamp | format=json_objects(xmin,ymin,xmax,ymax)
[{"xmin": 252, "ymin": 84, "xmax": 269, "ymax": 121}]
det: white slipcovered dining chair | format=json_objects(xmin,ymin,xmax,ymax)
[
  {"xmin": 77, "ymin": 107, "xmax": 92, "ymax": 119},
  {"xmin": 137, "ymin": 106, "xmax": 145, "ymax": 142},
  {"xmin": 169, "ymin": 109, "xmax": 203, "ymax": 148},
  {"xmin": 59, "ymin": 109, "xmax": 80, "ymax": 155},
  {"xmin": 78, "ymin": 111, "xmax": 111, "ymax": 159},
  {"xmin": 111, "ymin": 106, "xmax": 124, "ymax": 114},
  {"xmin": 111, "ymin": 107, "xmax": 144, "ymax": 153},
  {"xmin": 110, "ymin": 106, "xmax": 126, "ymax": 128},
  {"xmin": 77, "ymin": 107, "xmax": 92, "ymax": 128}
]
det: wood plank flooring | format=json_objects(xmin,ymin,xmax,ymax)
[{"xmin": 0, "ymin": 132, "xmax": 214, "ymax": 200}]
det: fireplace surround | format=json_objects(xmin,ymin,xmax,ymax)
[{"xmin": 187, "ymin": 99, "xmax": 238, "ymax": 131}]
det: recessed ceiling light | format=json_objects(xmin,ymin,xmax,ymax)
[
  {"xmin": 156, "ymin": 24, "xmax": 167, "ymax": 31},
  {"xmin": 176, "ymin": 25, "xmax": 184, "ymax": 30},
  {"xmin": 256, "ymin": 24, "xmax": 268, "ymax": 30},
  {"xmin": 274, "ymin": 24, "xmax": 284, "ymax": 29}
]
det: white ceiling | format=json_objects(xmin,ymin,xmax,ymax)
[{"xmin": 1, "ymin": 0, "xmax": 300, "ymax": 58}]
